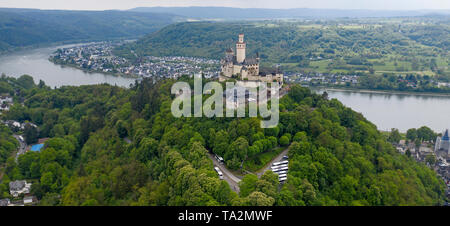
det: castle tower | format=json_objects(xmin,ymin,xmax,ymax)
[{"xmin": 236, "ymin": 34, "xmax": 246, "ymax": 64}]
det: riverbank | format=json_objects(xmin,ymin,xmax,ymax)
[
  {"xmin": 310, "ymin": 86, "xmax": 450, "ymax": 97},
  {"xmin": 0, "ymin": 38, "xmax": 138, "ymax": 57},
  {"xmin": 0, "ymin": 46, "xmax": 136, "ymax": 88},
  {"xmin": 49, "ymin": 58, "xmax": 139, "ymax": 79}
]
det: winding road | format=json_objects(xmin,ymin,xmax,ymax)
[{"xmin": 13, "ymin": 135, "xmax": 27, "ymax": 162}]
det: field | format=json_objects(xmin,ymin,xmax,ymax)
[{"xmin": 243, "ymin": 147, "xmax": 285, "ymax": 172}]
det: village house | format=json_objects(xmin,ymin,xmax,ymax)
[
  {"xmin": 418, "ymin": 145, "xmax": 435, "ymax": 162},
  {"xmin": 0, "ymin": 95, "xmax": 13, "ymax": 112},
  {"xmin": 0, "ymin": 103, "xmax": 9, "ymax": 112},
  {"xmin": 0, "ymin": 95, "xmax": 13, "ymax": 104},
  {"xmin": 9, "ymin": 180, "xmax": 32, "ymax": 197},
  {"xmin": 24, "ymin": 196, "xmax": 37, "ymax": 205}
]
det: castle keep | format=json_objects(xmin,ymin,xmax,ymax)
[{"xmin": 220, "ymin": 34, "xmax": 283, "ymax": 85}]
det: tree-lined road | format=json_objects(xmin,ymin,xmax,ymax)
[
  {"xmin": 13, "ymin": 135, "xmax": 27, "ymax": 162},
  {"xmin": 209, "ymin": 147, "xmax": 290, "ymax": 193},
  {"xmin": 208, "ymin": 154, "xmax": 241, "ymax": 193}
]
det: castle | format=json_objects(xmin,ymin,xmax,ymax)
[{"xmin": 220, "ymin": 34, "xmax": 283, "ymax": 85}]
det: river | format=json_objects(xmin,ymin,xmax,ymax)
[
  {"xmin": 313, "ymin": 88, "xmax": 450, "ymax": 133},
  {"xmin": 0, "ymin": 46, "xmax": 449, "ymax": 133},
  {"xmin": 0, "ymin": 44, "xmax": 136, "ymax": 88}
]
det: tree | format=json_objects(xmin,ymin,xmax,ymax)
[
  {"xmin": 293, "ymin": 132, "xmax": 308, "ymax": 142},
  {"xmin": 17, "ymin": 75, "xmax": 35, "ymax": 89},
  {"xmin": 243, "ymin": 191, "xmax": 275, "ymax": 206},
  {"xmin": 239, "ymin": 174, "xmax": 258, "ymax": 198},
  {"xmin": 279, "ymin": 136, "xmax": 290, "ymax": 147},
  {"xmin": 388, "ymin": 128, "xmax": 401, "ymax": 144},
  {"xmin": 417, "ymin": 126, "xmax": 436, "ymax": 142},
  {"xmin": 116, "ymin": 120, "xmax": 128, "ymax": 138},
  {"xmin": 24, "ymin": 124, "xmax": 38, "ymax": 145},
  {"xmin": 406, "ymin": 128, "xmax": 417, "ymax": 141},
  {"xmin": 213, "ymin": 130, "xmax": 229, "ymax": 157},
  {"xmin": 216, "ymin": 181, "xmax": 235, "ymax": 206},
  {"xmin": 225, "ymin": 137, "xmax": 249, "ymax": 169},
  {"xmin": 405, "ymin": 149, "xmax": 412, "ymax": 157},
  {"xmin": 425, "ymin": 155, "xmax": 436, "ymax": 166}
]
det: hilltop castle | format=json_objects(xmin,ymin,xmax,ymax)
[{"xmin": 220, "ymin": 34, "xmax": 283, "ymax": 85}]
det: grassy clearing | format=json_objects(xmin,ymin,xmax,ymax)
[{"xmin": 243, "ymin": 147, "xmax": 285, "ymax": 172}]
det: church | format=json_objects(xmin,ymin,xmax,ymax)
[
  {"xmin": 435, "ymin": 129, "xmax": 450, "ymax": 160},
  {"xmin": 220, "ymin": 34, "xmax": 284, "ymax": 85}
]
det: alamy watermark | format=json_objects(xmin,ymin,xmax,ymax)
[{"xmin": 171, "ymin": 74, "xmax": 279, "ymax": 128}]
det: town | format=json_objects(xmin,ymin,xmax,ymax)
[
  {"xmin": 285, "ymin": 72, "xmax": 359, "ymax": 86},
  {"xmin": 50, "ymin": 41, "xmax": 221, "ymax": 79},
  {"xmin": 49, "ymin": 41, "xmax": 450, "ymax": 94},
  {"xmin": 393, "ymin": 129, "xmax": 450, "ymax": 202},
  {"xmin": 285, "ymin": 72, "xmax": 450, "ymax": 92}
]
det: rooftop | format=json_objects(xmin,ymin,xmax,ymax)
[
  {"xmin": 9, "ymin": 180, "xmax": 26, "ymax": 191},
  {"xmin": 443, "ymin": 130, "xmax": 449, "ymax": 141}
]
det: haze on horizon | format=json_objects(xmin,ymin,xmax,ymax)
[{"xmin": 0, "ymin": 0, "xmax": 449, "ymax": 11}]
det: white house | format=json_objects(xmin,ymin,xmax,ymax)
[
  {"xmin": 9, "ymin": 180, "xmax": 32, "ymax": 197},
  {"xmin": 23, "ymin": 196, "xmax": 36, "ymax": 205}
]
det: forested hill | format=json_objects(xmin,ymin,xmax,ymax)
[
  {"xmin": 0, "ymin": 8, "xmax": 180, "ymax": 53},
  {"xmin": 0, "ymin": 75, "xmax": 446, "ymax": 206},
  {"xmin": 114, "ymin": 19, "xmax": 449, "ymax": 74}
]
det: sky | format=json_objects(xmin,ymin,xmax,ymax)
[{"xmin": 0, "ymin": 0, "xmax": 448, "ymax": 11}]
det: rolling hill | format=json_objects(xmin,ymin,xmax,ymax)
[
  {"xmin": 0, "ymin": 8, "xmax": 181, "ymax": 52},
  {"xmin": 114, "ymin": 19, "xmax": 449, "ymax": 74}
]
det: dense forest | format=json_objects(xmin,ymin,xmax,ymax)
[
  {"xmin": 0, "ymin": 8, "xmax": 179, "ymax": 53},
  {"xmin": 114, "ymin": 18, "xmax": 449, "ymax": 77},
  {"xmin": 0, "ymin": 74, "xmax": 447, "ymax": 206},
  {"xmin": 0, "ymin": 125, "xmax": 17, "ymax": 166}
]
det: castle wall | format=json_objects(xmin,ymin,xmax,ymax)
[
  {"xmin": 221, "ymin": 63, "xmax": 234, "ymax": 77},
  {"xmin": 233, "ymin": 65, "xmax": 243, "ymax": 75}
]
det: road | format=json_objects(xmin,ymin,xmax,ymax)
[
  {"xmin": 258, "ymin": 148, "xmax": 290, "ymax": 177},
  {"xmin": 208, "ymin": 154, "xmax": 241, "ymax": 193},
  {"xmin": 208, "ymin": 147, "xmax": 290, "ymax": 193},
  {"xmin": 13, "ymin": 135, "xmax": 27, "ymax": 162}
]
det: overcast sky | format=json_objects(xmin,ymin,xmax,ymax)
[{"xmin": 0, "ymin": 0, "xmax": 448, "ymax": 11}]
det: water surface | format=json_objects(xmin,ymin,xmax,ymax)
[
  {"xmin": 314, "ymin": 88, "xmax": 450, "ymax": 132},
  {"xmin": 0, "ymin": 44, "xmax": 136, "ymax": 88}
]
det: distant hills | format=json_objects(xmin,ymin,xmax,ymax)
[
  {"xmin": 114, "ymin": 20, "xmax": 449, "ymax": 74},
  {"xmin": 130, "ymin": 7, "xmax": 450, "ymax": 20},
  {"xmin": 0, "ymin": 8, "xmax": 180, "ymax": 52},
  {"xmin": 1, "ymin": 7, "xmax": 448, "ymax": 54}
]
